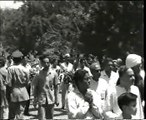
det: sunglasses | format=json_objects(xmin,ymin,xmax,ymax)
[{"xmin": 94, "ymin": 69, "xmax": 101, "ymax": 72}]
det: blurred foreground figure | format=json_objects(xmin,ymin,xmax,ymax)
[{"xmin": 118, "ymin": 92, "xmax": 137, "ymax": 119}]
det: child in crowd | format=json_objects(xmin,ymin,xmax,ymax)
[{"xmin": 118, "ymin": 92, "xmax": 137, "ymax": 119}]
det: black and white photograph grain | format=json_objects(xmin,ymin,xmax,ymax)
[{"xmin": 0, "ymin": 0, "xmax": 144, "ymax": 119}]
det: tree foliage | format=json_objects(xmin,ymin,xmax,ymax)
[{"xmin": 0, "ymin": 1, "xmax": 144, "ymax": 59}]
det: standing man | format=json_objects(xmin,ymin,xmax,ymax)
[
  {"xmin": 32, "ymin": 55, "xmax": 59, "ymax": 119},
  {"xmin": 7, "ymin": 50, "xmax": 30, "ymax": 119},
  {"xmin": 90, "ymin": 61, "xmax": 109, "ymax": 111},
  {"xmin": 100, "ymin": 57, "xmax": 119, "ymax": 86},
  {"xmin": 60, "ymin": 53, "xmax": 74, "ymax": 109},
  {"xmin": 126, "ymin": 54, "xmax": 145, "ymax": 108}
]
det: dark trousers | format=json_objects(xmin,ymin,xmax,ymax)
[
  {"xmin": 24, "ymin": 84, "xmax": 31, "ymax": 115},
  {"xmin": 9, "ymin": 101, "xmax": 26, "ymax": 120},
  {"xmin": 38, "ymin": 103, "xmax": 54, "ymax": 120}
]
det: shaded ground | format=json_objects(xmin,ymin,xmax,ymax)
[{"xmin": 24, "ymin": 93, "xmax": 68, "ymax": 119}]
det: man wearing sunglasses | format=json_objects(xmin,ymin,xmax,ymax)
[{"xmin": 90, "ymin": 61, "xmax": 108, "ymax": 111}]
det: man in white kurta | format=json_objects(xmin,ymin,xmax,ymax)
[{"xmin": 90, "ymin": 62, "xmax": 108, "ymax": 111}]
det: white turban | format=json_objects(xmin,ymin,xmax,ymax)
[
  {"xmin": 126, "ymin": 54, "xmax": 142, "ymax": 68},
  {"xmin": 64, "ymin": 53, "xmax": 70, "ymax": 58}
]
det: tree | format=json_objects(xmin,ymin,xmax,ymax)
[
  {"xmin": 79, "ymin": 1, "xmax": 144, "ymax": 60},
  {"xmin": 0, "ymin": 1, "xmax": 144, "ymax": 59}
]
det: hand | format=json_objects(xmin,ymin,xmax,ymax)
[
  {"xmin": 84, "ymin": 91, "xmax": 93, "ymax": 104},
  {"xmin": 55, "ymin": 101, "xmax": 59, "ymax": 106}
]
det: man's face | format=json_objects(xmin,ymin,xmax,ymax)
[
  {"xmin": 53, "ymin": 60, "xmax": 58, "ymax": 67},
  {"xmin": 121, "ymin": 68, "xmax": 135, "ymax": 88},
  {"xmin": 41, "ymin": 58, "xmax": 50, "ymax": 68},
  {"xmin": 105, "ymin": 61, "xmax": 113, "ymax": 72},
  {"xmin": 91, "ymin": 65, "xmax": 101, "ymax": 81},
  {"xmin": 78, "ymin": 73, "xmax": 91, "ymax": 90},
  {"xmin": 124, "ymin": 101, "xmax": 137, "ymax": 115},
  {"xmin": 113, "ymin": 61, "xmax": 118, "ymax": 72},
  {"xmin": 65, "ymin": 57, "xmax": 69, "ymax": 62}
]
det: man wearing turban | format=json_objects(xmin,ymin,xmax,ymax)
[{"xmin": 126, "ymin": 54, "xmax": 145, "ymax": 109}]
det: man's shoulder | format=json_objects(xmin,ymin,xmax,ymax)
[
  {"xmin": 67, "ymin": 90, "xmax": 78, "ymax": 99},
  {"xmin": 0, "ymin": 67, "xmax": 7, "ymax": 72},
  {"xmin": 56, "ymin": 65, "xmax": 61, "ymax": 69},
  {"xmin": 100, "ymin": 70, "xmax": 106, "ymax": 76},
  {"xmin": 50, "ymin": 68, "xmax": 57, "ymax": 74},
  {"xmin": 88, "ymin": 88, "xmax": 97, "ymax": 95},
  {"xmin": 60, "ymin": 62, "xmax": 65, "ymax": 66},
  {"xmin": 130, "ymin": 85, "xmax": 139, "ymax": 94},
  {"xmin": 98, "ymin": 77, "xmax": 107, "ymax": 83},
  {"xmin": 84, "ymin": 66, "xmax": 90, "ymax": 71},
  {"xmin": 7, "ymin": 65, "xmax": 17, "ymax": 70}
]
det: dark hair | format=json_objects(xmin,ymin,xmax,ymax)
[
  {"xmin": 118, "ymin": 92, "xmax": 137, "ymax": 111},
  {"xmin": 50, "ymin": 58, "xmax": 58, "ymax": 64},
  {"xmin": 102, "ymin": 57, "xmax": 113, "ymax": 68},
  {"xmin": 13, "ymin": 57, "xmax": 23, "ymax": 64},
  {"xmin": 116, "ymin": 65, "xmax": 129, "ymax": 85},
  {"xmin": 79, "ymin": 58, "xmax": 86, "ymax": 64},
  {"xmin": 73, "ymin": 69, "xmax": 88, "ymax": 86},
  {"xmin": 0, "ymin": 56, "xmax": 6, "ymax": 67},
  {"xmin": 39, "ymin": 54, "xmax": 49, "ymax": 62}
]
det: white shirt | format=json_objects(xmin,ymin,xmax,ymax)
[
  {"xmin": 60, "ymin": 62, "xmax": 73, "ymax": 72},
  {"xmin": 100, "ymin": 70, "xmax": 119, "ymax": 86},
  {"xmin": 90, "ymin": 78, "xmax": 108, "ymax": 111},
  {"xmin": 140, "ymin": 69, "xmax": 145, "ymax": 81},
  {"xmin": 66, "ymin": 88, "xmax": 103, "ymax": 119},
  {"xmin": 25, "ymin": 63, "xmax": 32, "ymax": 72},
  {"xmin": 104, "ymin": 85, "xmax": 144, "ymax": 119},
  {"xmin": 50, "ymin": 65, "xmax": 61, "ymax": 74}
]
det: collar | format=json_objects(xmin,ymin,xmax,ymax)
[
  {"xmin": 101, "ymin": 70, "xmax": 107, "ymax": 76},
  {"xmin": 117, "ymin": 85, "xmax": 133, "ymax": 92}
]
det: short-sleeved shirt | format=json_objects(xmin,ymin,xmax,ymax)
[
  {"xmin": 7, "ymin": 64, "xmax": 29, "ymax": 102},
  {"xmin": 32, "ymin": 68, "xmax": 58, "ymax": 105}
]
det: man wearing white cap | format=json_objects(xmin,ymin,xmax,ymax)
[
  {"xmin": 126, "ymin": 54, "xmax": 145, "ymax": 108},
  {"xmin": 60, "ymin": 53, "xmax": 74, "ymax": 109},
  {"xmin": 90, "ymin": 61, "xmax": 109, "ymax": 111}
]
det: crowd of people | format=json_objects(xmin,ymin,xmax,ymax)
[{"xmin": 0, "ymin": 50, "xmax": 145, "ymax": 119}]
